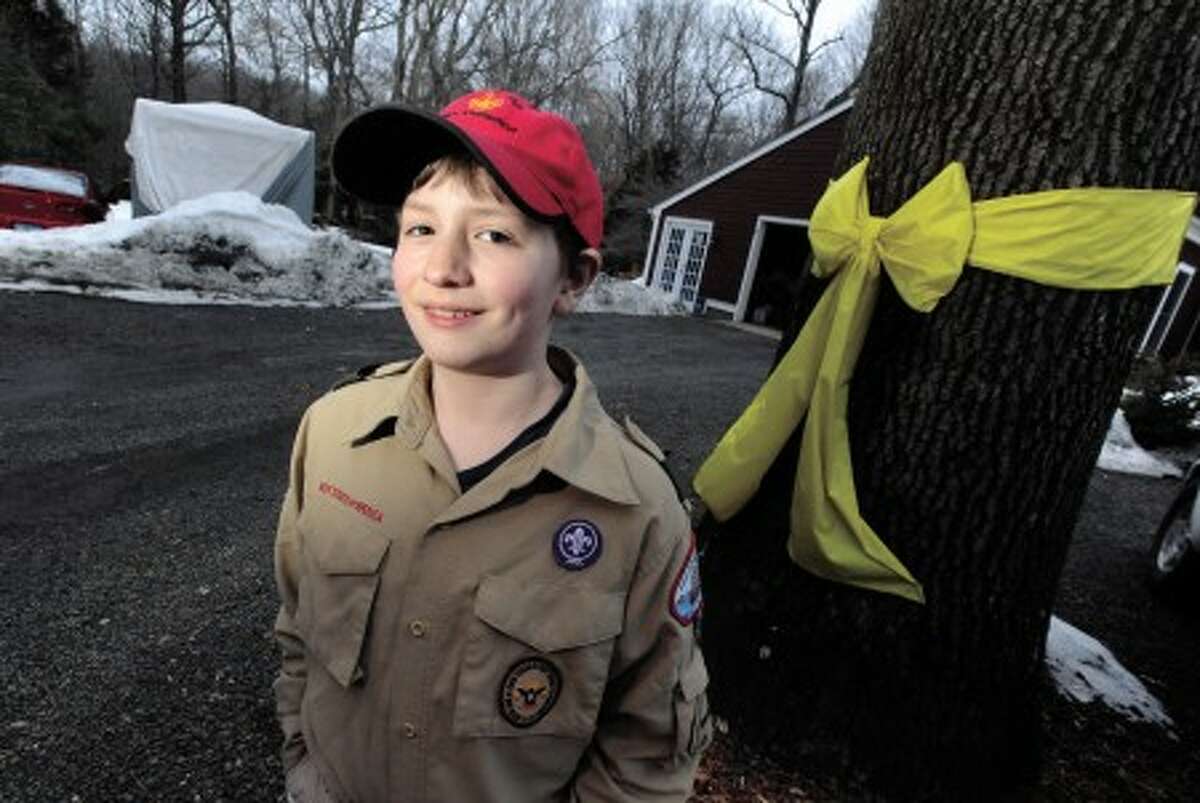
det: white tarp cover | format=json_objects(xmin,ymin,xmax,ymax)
[{"xmin": 125, "ymin": 99, "xmax": 313, "ymax": 218}]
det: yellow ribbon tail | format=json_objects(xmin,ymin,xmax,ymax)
[
  {"xmin": 788, "ymin": 264, "xmax": 925, "ymax": 603},
  {"xmin": 693, "ymin": 274, "xmax": 842, "ymax": 520}
]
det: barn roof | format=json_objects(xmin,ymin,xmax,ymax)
[{"xmin": 650, "ymin": 99, "xmax": 854, "ymax": 215}]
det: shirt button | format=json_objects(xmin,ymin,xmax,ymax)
[
  {"xmin": 409, "ymin": 620, "xmax": 428, "ymax": 638},
  {"xmin": 403, "ymin": 722, "xmax": 418, "ymax": 739}
]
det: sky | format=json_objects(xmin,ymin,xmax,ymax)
[{"xmin": 810, "ymin": 0, "xmax": 876, "ymax": 43}]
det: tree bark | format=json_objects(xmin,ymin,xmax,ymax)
[
  {"xmin": 699, "ymin": 1, "xmax": 1200, "ymax": 799},
  {"xmin": 169, "ymin": 0, "xmax": 186, "ymax": 101}
]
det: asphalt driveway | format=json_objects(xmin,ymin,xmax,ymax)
[{"xmin": 0, "ymin": 291, "xmax": 1195, "ymax": 801}]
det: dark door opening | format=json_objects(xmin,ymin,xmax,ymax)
[{"xmin": 745, "ymin": 222, "xmax": 811, "ymax": 329}]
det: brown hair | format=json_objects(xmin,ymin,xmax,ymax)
[{"xmin": 408, "ymin": 154, "xmax": 588, "ymax": 281}]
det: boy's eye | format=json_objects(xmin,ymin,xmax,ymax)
[
  {"xmin": 403, "ymin": 223, "xmax": 433, "ymax": 237},
  {"xmin": 477, "ymin": 229, "xmax": 513, "ymax": 244}
]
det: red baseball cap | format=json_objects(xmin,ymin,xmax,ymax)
[{"xmin": 332, "ymin": 89, "xmax": 604, "ymax": 248}]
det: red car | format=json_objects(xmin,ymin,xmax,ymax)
[{"xmin": 0, "ymin": 163, "xmax": 107, "ymax": 230}]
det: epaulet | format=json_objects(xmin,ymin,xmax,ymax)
[
  {"xmin": 619, "ymin": 415, "xmax": 666, "ymax": 462},
  {"xmin": 330, "ymin": 359, "xmax": 415, "ymax": 392},
  {"xmin": 620, "ymin": 416, "xmax": 688, "ymax": 507}
]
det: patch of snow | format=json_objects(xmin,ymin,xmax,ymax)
[
  {"xmin": 1097, "ymin": 410, "xmax": 1181, "ymax": 477},
  {"xmin": 1046, "ymin": 616, "xmax": 1174, "ymax": 731},
  {"xmin": 105, "ymin": 200, "xmax": 132, "ymax": 222},
  {"xmin": 1, "ymin": 196, "xmax": 682, "ymax": 316},
  {"xmin": 576, "ymin": 273, "xmax": 686, "ymax": 315},
  {"xmin": 0, "ymin": 164, "xmax": 87, "ymax": 197},
  {"xmin": 0, "ymin": 191, "xmax": 392, "ymax": 307}
]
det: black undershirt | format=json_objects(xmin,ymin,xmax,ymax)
[{"xmin": 455, "ymin": 376, "xmax": 575, "ymax": 493}]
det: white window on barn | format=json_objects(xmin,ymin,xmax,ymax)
[
  {"xmin": 1139, "ymin": 262, "xmax": 1195, "ymax": 355},
  {"xmin": 654, "ymin": 217, "xmax": 712, "ymax": 306}
]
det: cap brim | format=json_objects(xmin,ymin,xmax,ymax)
[
  {"xmin": 332, "ymin": 104, "xmax": 462, "ymax": 206},
  {"xmin": 331, "ymin": 104, "xmax": 563, "ymax": 228}
]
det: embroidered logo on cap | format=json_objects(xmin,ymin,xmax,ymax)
[
  {"xmin": 553, "ymin": 519, "xmax": 602, "ymax": 571},
  {"xmin": 499, "ymin": 657, "xmax": 562, "ymax": 728},
  {"xmin": 468, "ymin": 92, "xmax": 505, "ymax": 112},
  {"xmin": 669, "ymin": 541, "xmax": 703, "ymax": 626}
]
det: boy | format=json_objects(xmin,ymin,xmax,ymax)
[{"xmin": 272, "ymin": 89, "xmax": 711, "ymax": 803}]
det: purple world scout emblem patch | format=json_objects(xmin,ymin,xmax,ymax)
[{"xmin": 553, "ymin": 519, "xmax": 603, "ymax": 570}]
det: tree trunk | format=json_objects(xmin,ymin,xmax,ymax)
[
  {"xmin": 699, "ymin": 1, "xmax": 1200, "ymax": 799},
  {"xmin": 148, "ymin": 2, "xmax": 163, "ymax": 99},
  {"xmin": 221, "ymin": 3, "xmax": 236, "ymax": 104},
  {"xmin": 169, "ymin": 0, "xmax": 186, "ymax": 101}
]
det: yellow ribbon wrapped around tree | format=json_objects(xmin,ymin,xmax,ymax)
[{"xmin": 692, "ymin": 157, "xmax": 1197, "ymax": 603}]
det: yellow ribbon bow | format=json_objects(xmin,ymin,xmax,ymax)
[{"xmin": 693, "ymin": 157, "xmax": 1196, "ymax": 604}]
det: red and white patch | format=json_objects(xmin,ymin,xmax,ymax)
[{"xmin": 669, "ymin": 539, "xmax": 703, "ymax": 626}]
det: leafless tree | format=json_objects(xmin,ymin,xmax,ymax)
[
  {"xmin": 292, "ymin": 0, "xmax": 390, "ymax": 128},
  {"xmin": 388, "ymin": 0, "xmax": 494, "ymax": 107},
  {"xmin": 104, "ymin": 0, "xmax": 215, "ymax": 101},
  {"xmin": 207, "ymin": 0, "xmax": 236, "ymax": 103},
  {"xmin": 158, "ymin": 0, "xmax": 216, "ymax": 101},
  {"xmin": 469, "ymin": 0, "xmax": 612, "ymax": 107},
  {"xmin": 604, "ymin": 0, "xmax": 751, "ymax": 179},
  {"xmin": 728, "ymin": 0, "xmax": 838, "ymax": 134}
]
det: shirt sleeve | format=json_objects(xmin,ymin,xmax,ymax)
[
  {"xmin": 273, "ymin": 409, "xmax": 312, "ymax": 772},
  {"xmin": 569, "ymin": 500, "xmax": 713, "ymax": 801}
]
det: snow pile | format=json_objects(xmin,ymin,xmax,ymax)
[
  {"xmin": 577, "ymin": 273, "xmax": 687, "ymax": 316},
  {"xmin": 1097, "ymin": 410, "xmax": 1182, "ymax": 477},
  {"xmin": 0, "ymin": 192, "xmax": 391, "ymax": 307},
  {"xmin": 1045, "ymin": 616, "xmax": 1174, "ymax": 731},
  {"xmin": 1, "ymin": 196, "xmax": 678, "ymax": 314}
]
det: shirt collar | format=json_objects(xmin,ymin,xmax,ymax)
[
  {"xmin": 340, "ymin": 347, "xmax": 641, "ymax": 507},
  {"xmin": 538, "ymin": 347, "xmax": 641, "ymax": 506},
  {"xmin": 340, "ymin": 356, "xmax": 433, "ymax": 448}
]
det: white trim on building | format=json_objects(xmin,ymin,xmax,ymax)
[
  {"xmin": 1140, "ymin": 262, "xmax": 1196, "ymax": 354},
  {"xmin": 735, "ymin": 216, "xmax": 811, "ymax": 323}
]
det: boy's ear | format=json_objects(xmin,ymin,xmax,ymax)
[{"xmin": 555, "ymin": 248, "xmax": 601, "ymax": 315}]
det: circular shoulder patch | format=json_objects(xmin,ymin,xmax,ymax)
[
  {"xmin": 499, "ymin": 657, "xmax": 562, "ymax": 728},
  {"xmin": 552, "ymin": 519, "xmax": 603, "ymax": 571}
]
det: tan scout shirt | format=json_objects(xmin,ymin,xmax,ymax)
[{"xmin": 273, "ymin": 348, "xmax": 712, "ymax": 802}]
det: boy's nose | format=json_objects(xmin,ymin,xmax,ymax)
[{"xmin": 423, "ymin": 236, "xmax": 471, "ymax": 286}]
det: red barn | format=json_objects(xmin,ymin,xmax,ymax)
[{"xmin": 639, "ymin": 100, "xmax": 852, "ymax": 329}]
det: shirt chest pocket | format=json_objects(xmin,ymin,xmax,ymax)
[
  {"xmin": 296, "ymin": 524, "xmax": 391, "ymax": 688},
  {"xmin": 453, "ymin": 575, "xmax": 626, "ymax": 740}
]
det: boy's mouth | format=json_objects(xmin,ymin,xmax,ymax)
[{"xmin": 424, "ymin": 305, "xmax": 480, "ymax": 322}]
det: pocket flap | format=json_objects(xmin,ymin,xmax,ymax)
[
  {"xmin": 309, "ymin": 527, "xmax": 390, "ymax": 575},
  {"xmin": 474, "ymin": 575, "xmax": 625, "ymax": 652},
  {"xmin": 679, "ymin": 652, "xmax": 709, "ymax": 700}
]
